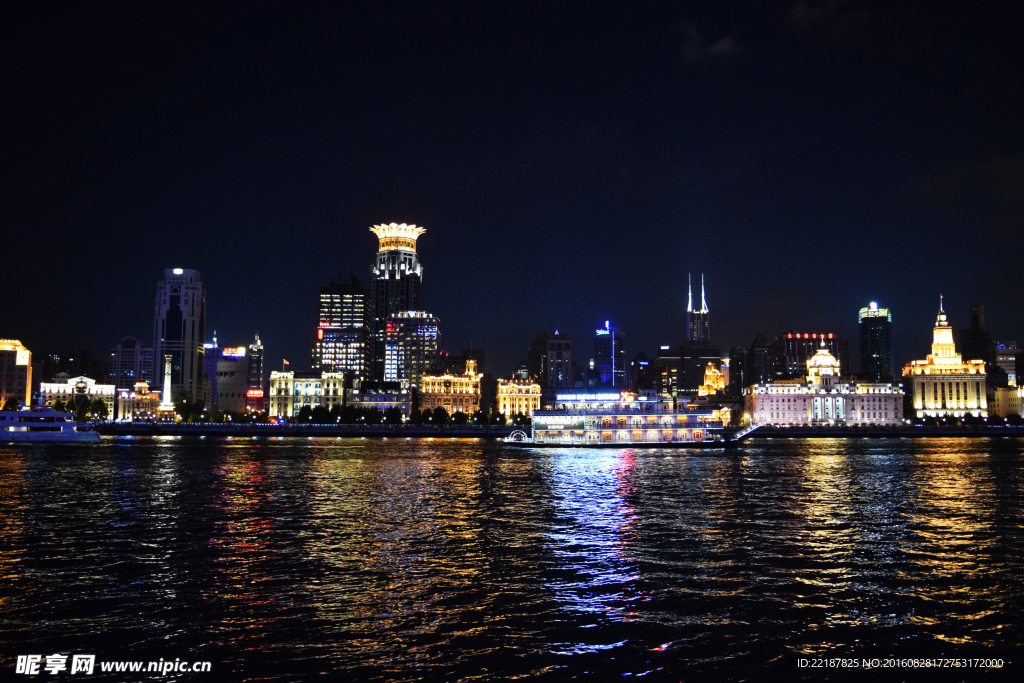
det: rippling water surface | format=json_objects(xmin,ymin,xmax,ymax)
[{"xmin": 1, "ymin": 437, "xmax": 1022, "ymax": 680}]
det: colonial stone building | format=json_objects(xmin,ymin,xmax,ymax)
[
  {"xmin": 903, "ymin": 298, "xmax": 987, "ymax": 418},
  {"xmin": 41, "ymin": 374, "xmax": 116, "ymax": 417},
  {"xmin": 267, "ymin": 371, "xmax": 345, "ymax": 419},
  {"xmin": 420, "ymin": 359, "xmax": 482, "ymax": 415},
  {"xmin": 497, "ymin": 378, "xmax": 542, "ymax": 418},
  {"xmin": 746, "ymin": 343, "xmax": 903, "ymax": 425}
]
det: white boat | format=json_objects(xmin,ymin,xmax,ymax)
[{"xmin": 0, "ymin": 406, "xmax": 101, "ymax": 442}]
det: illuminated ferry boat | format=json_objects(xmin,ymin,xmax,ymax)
[
  {"xmin": 505, "ymin": 391, "xmax": 734, "ymax": 447},
  {"xmin": 0, "ymin": 406, "xmax": 100, "ymax": 442}
]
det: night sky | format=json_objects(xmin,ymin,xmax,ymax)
[{"xmin": 3, "ymin": 2, "xmax": 1022, "ymax": 376}]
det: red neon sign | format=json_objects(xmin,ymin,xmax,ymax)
[{"xmin": 246, "ymin": 389, "xmax": 264, "ymax": 398}]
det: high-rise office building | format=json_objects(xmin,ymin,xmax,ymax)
[
  {"xmin": 526, "ymin": 332, "xmax": 552, "ymax": 384},
  {"xmin": 383, "ymin": 311, "xmax": 439, "ymax": 388},
  {"xmin": 152, "ymin": 268, "xmax": 206, "ymax": 402},
  {"xmin": 248, "ymin": 334, "xmax": 264, "ymax": 392},
  {"xmin": 995, "ymin": 341, "xmax": 1017, "ymax": 386},
  {"xmin": 686, "ymin": 274, "xmax": 709, "ymax": 342},
  {"xmin": 544, "ymin": 331, "xmax": 573, "ymax": 390},
  {"xmin": 313, "ymin": 273, "xmax": 369, "ymax": 379},
  {"xmin": 368, "ymin": 223, "xmax": 426, "ymax": 380},
  {"xmin": 960, "ymin": 304, "xmax": 995, "ymax": 367},
  {"xmin": 858, "ymin": 302, "xmax": 893, "ymax": 380},
  {"xmin": 593, "ymin": 321, "xmax": 625, "ymax": 388},
  {"xmin": 108, "ymin": 337, "xmax": 155, "ymax": 390}
]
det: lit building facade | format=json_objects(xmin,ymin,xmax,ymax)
[
  {"xmin": 349, "ymin": 381, "xmax": 412, "ymax": 415},
  {"xmin": 384, "ymin": 311, "xmax": 439, "ymax": 388},
  {"xmin": 420, "ymin": 360, "xmax": 482, "ymax": 414},
  {"xmin": 153, "ymin": 268, "xmax": 206, "ymax": 401},
  {"xmin": 267, "ymin": 370, "xmax": 345, "ymax": 419},
  {"xmin": 368, "ymin": 224, "xmax": 426, "ymax": 380},
  {"xmin": 116, "ymin": 381, "xmax": 161, "ymax": 421},
  {"xmin": 497, "ymin": 379, "xmax": 542, "ymax": 418},
  {"xmin": 686, "ymin": 273, "xmax": 709, "ymax": 342},
  {"xmin": 41, "ymin": 375, "xmax": 116, "ymax": 416},
  {"xmin": 990, "ymin": 386, "xmax": 1023, "ymax": 419},
  {"xmin": 903, "ymin": 299, "xmax": 988, "ymax": 418},
  {"xmin": 314, "ymin": 274, "xmax": 368, "ymax": 379},
  {"xmin": 746, "ymin": 344, "xmax": 903, "ymax": 425},
  {"xmin": 108, "ymin": 337, "xmax": 155, "ymax": 390},
  {"xmin": 0, "ymin": 340, "xmax": 32, "ymax": 407}
]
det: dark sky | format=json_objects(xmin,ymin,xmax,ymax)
[{"xmin": 3, "ymin": 1, "xmax": 1022, "ymax": 376}]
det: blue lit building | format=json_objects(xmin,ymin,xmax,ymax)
[{"xmin": 593, "ymin": 321, "xmax": 625, "ymax": 389}]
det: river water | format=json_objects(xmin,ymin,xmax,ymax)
[{"xmin": 1, "ymin": 437, "xmax": 1021, "ymax": 680}]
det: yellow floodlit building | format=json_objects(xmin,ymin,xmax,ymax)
[
  {"xmin": 420, "ymin": 359, "xmax": 482, "ymax": 414},
  {"xmin": 497, "ymin": 379, "xmax": 542, "ymax": 418},
  {"xmin": 903, "ymin": 297, "xmax": 987, "ymax": 418},
  {"xmin": 267, "ymin": 371, "xmax": 345, "ymax": 419},
  {"xmin": 0, "ymin": 339, "xmax": 32, "ymax": 407},
  {"xmin": 117, "ymin": 381, "xmax": 162, "ymax": 421},
  {"xmin": 697, "ymin": 362, "xmax": 724, "ymax": 396}
]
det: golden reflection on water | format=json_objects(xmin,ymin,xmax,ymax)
[
  {"xmin": 0, "ymin": 452, "xmax": 27, "ymax": 604},
  {"xmin": 1, "ymin": 438, "xmax": 1021, "ymax": 677}
]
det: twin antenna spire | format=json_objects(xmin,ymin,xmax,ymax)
[{"xmin": 687, "ymin": 274, "xmax": 709, "ymax": 313}]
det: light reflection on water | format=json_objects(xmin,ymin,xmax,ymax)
[{"xmin": 0, "ymin": 437, "xmax": 1021, "ymax": 680}]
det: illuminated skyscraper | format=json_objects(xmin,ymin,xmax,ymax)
[
  {"xmin": 858, "ymin": 302, "xmax": 893, "ymax": 380},
  {"xmin": 593, "ymin": 321, "xmax": 625, "ymax": 388},
  {"xmin": 383, "ymin": 311, "xmax": 439, "ymax": 388},
  {"xmin": 152, "ymin": 268, "xmax": 206, "ymax": 402},
  {"xmin": 368, "ymin": 224, "xmax": 426, "ymax": 379},
  {"xmin": 686, "ymin": 274, "xmax": 709, "ymax": 342},
  {"xmin": 313, "ymin": 273, "xmax": 368, "ymax": 379}
]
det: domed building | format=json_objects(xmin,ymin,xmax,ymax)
[{"xmin": 745, "ymin": 341, "xmax": 903, "ymax": 426}]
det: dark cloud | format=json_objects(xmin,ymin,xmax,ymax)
[{"xmin": 683, "ymin": 23, "xmax": 744, "ymax": 63}]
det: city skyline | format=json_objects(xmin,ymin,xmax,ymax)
[{"xmin": 2, "ymin": 3, "xmax": 1022, "ymax": 379}]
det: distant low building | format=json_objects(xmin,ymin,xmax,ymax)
[
  {"xmin": 41, "ymin": 375, "xmax": 116, "ymax": 416},
  {"xmin": 497, "ymin": 378, "xmax": 542, "ymax": 418},
  {"xmin": 349, "ymin": 380, "xmax": 411, "ymax": 416},
  {"xmin": 990, "ymin": 386, "xmax": 1022, "ymax": 419},
  {"xmin": 903, "ymin": 298, "xmax": 987, "ymax": 418},
  {"xmin": 745, "ymin": 343, "xmax": 903, "ymax": 426},
  {"xmin": 267, "ymin": 370, "xmax": 345, "ymax": 419},
  {"xmin": 420, "ymin": 359, "xmax": 482, "ymax": 415}
]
